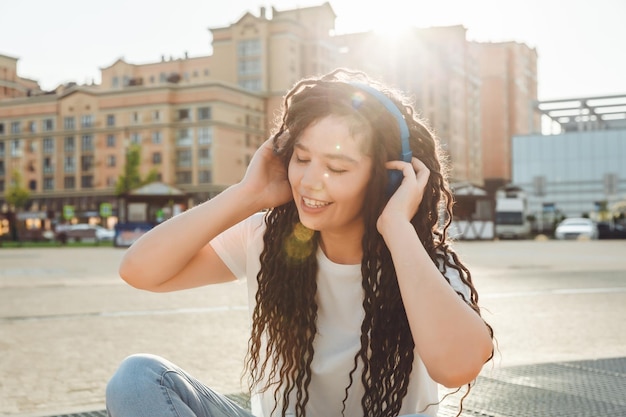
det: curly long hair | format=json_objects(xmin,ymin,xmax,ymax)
[{"xmin": 244, "ymin": 68, "xmax": 493, "ymax": 417}]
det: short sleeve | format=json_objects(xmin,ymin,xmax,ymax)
[{"xmin": 209, "ymin": 212, "xmax": 266, "ymax": 281}]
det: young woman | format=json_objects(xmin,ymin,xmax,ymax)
[{"xmin": 106, "ymin": 68, "xmax": 494, "ymax": 417}]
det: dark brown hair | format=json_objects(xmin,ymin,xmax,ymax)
[{"xmin": 244, "ymin": 68, "xmax": 493, "ymax": 417}]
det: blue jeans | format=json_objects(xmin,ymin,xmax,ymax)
[{"xmin": 106, "ymin": 353, "xmax": 431, "ymax": 417}]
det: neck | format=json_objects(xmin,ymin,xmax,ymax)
[{"xmin": 319, "ymin": 229, "xmax": 363, "ymax": 265}]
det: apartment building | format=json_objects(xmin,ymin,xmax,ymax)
[
  {"xmin": 0, "ymin": 53, "xmax": 41, "ymax": 100},
  {"xmin": 476, "ymin": 41, "xmax": 540, "ymax": 195},
  {"xmin": 0, "ymin": 1, "xmax": 537, "ymax": 231}
]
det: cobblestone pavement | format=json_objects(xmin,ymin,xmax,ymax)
[{"xmin": 1, "ymin": 240, "xmax": 626, "ymax": 417}]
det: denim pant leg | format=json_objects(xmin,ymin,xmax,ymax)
[{"xmin": 106, "ymin": 353, "xmax": 254, "ymax": 417}]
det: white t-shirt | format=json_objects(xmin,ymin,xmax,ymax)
[{"xmin": 210, "ymin": 212, "xmax": 469, "ymax": 417}]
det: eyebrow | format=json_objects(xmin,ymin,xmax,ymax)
[{"xmin": 294, "ymin": 142, "xmax": 360, "ymax": 164}]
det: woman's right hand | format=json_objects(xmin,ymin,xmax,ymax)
[{"xmin": 240, "ymin": 137, "xmax": 293, "ymax": 209}]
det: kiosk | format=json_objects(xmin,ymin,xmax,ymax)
[{"xmin": 115, "ymin": 182, "xmax": 188, "ymax": 247}]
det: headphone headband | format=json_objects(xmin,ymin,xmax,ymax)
[{"xmin": 348, "ymin": 82, "xmax": 412, "ymax": 163}]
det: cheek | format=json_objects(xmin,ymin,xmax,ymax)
[{"xmin": 287, "ymin": 162, "xmax": 299, "ymax": 186}]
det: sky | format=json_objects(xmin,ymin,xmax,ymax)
[{"xmin": 1, "ymin": 0, "xmax": 625, "ymax": 100}]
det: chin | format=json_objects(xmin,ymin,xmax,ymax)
[{"xmin": 297, "ymin": 216, "xmax": 320, "ymax": 232}]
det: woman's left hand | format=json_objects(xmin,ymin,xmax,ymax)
[{"xmin": 377, "ymin": 157, "xmax": 430, "ymax": 233}]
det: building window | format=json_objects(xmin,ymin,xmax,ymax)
[
  {"xmin": 152, "ymin": 110, "xmax": 161, "ymax": 121},
  {"xmin": 112, "ymin": 76, "xmax": 119, "ymax": 88},
  {"xmin": 64, "ymin": 156, "xmax": 75, "ymax": 173},
  {"xmin": 176, "ymin": 129, "xmax": 192, "ymax": 146},
  {"xmin": 132, "ymin": 112, "xmax": 140, "ymax": 124},
  {"xmin": 0, "ymin": 141, "xmax": 4, "ymax": 157},
  {"xmin": 11, "ymin": 139, "xmax": 21, "ymax": 157},
  {"xmin": 198, "ymin": 127, "xmax": 212, "ymax": 144},
  {"xmin": 43, "ymin": 177, "xmax": 54, "ymax": 190},
  {"xmin": 0, "ymin": 123, "xmax": 4, "ymax": 135},
  {"xmin": 0, "ymin": 180, "xmax": 3, "ymax": 192},
  {"xmin": 130, "ymin": 132, "xmax": 141, "ymax": 144},
  {"xmin": 64, "ymin": 117, "xmax": 75, "ymax": 130},
  {"xmin": 152, "ymin": 131, "xmax": 162, "ymax": 144},
  {"xmin": 176, "ymin": 171, "xmax": 192, "ymax": 184},
  {"xmin": 28, "ymin": 121, "xmax": 36, "ymax": 133},
  {"xmin": 107, "ymin": 155, "xmax": 116, "ymax": 167},
  {"xmin": 0, "ymin": 160, "xmax": 4, "ymax": 176},
  {"xmin": 28, "ymin": 179, "xmax": 37, "ymax": 191},
  {"xmin": 43, "ymin": 137, "xmax": 54, "ymax": 153},
  {"xmin": 176, "ymin": 149, "xmax": 192, "ymax": 167},
  {"xmin": 43, "ymin": 119, "xmax": 54, "ymax": 132},
  {"xmin": 81, "ymin": 175, "xmax": 93, "ymax": 188},
  {"xmin": 198, "ymin": 148, "xmax": 211, "ymax": 166},
  {"xmin": 177, "ymin": 109, "xmax": 191, "ymax": 122},
  {"xmin": 198, "ymin": 107, "xmax": 211, "ymax": 120},
  {"xmin": 81, "ymin": 135, "xmax": 94, "ymax": 151},
  {"xmin": 152, "ymin": 152, "xmax": 162, "ymax": 164},
  {"xmin": 11, "ymin": 121, "xmax": 20, "ymax": 134},
  {"xmin": 43, "ymin": 157, "xmax": 54, "ymax": 174},
  {"xmin": 106, "ymin": 114, "xmax": 115, "ymax": 127},
  {"xmin": 64, "ymin": 176, "xmax": 75, "ymax": 189},
  {"xmin": 238, "ymin": 58, "xmax": 261, "ymax": 76},
  {"xmin": 238, "ymin": 39, "xmax": 261, "ymax": 56},
  {"xmin": 106, "ymin": 134, "xmax": 116, "ymax": 147},
  {"xmin": 238, "ymin": 78, "xmax": 262, "ymax": 91},
  {"xmin": 81, "ymin": 155, "xmax": 94, "ymax": 171},
  {"xmin": 81, "ymin": 115, "xmax": 93, "ymax": 128},
  {"xmin": 64, "ymin": 136, "xmax": 75, "ymax": 152},
  {"xmin": 198, "ymin": 170, "xmax": 212, "ymax": 183}
]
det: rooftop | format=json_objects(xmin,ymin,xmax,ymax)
[{"xmin": 536, "ymin": 93, "xmax": 626, "ymax": 132}]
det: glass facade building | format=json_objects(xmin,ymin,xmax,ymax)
[{"xmin": 512, "ymin": 129, "xmax": 626, "ymax": 218}]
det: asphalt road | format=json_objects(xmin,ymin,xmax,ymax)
[{"xmin": 1, "ymin": 239, "xmax": 625, "ymax": 416}]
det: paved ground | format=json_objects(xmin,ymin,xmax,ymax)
[{"xmin": 1, "ymin": 239, "xmax": 625, "ymax": 417}]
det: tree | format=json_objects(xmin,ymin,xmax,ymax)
[
  {"xmin": 115, "ymin": 144, "xmax": 159, "ymax": 195},
  {"xmin": 4, "ymin": 170, "xmax": 30, "ymax": 241}
]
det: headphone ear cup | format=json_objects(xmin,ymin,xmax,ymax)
[{"xmin": 386, "ymin": 169, "xmax": 403, "ymax": 197}]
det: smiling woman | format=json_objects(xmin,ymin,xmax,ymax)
[{"xmin": 107, "ymin": 68, "xmax": 494, "ymax": 417}]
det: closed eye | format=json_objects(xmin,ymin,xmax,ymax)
[{"xmin": 328, "ymin": 166, "xmax": 347, "ymax": 174}]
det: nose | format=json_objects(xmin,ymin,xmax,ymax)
[{"xmin": 300, "ymin": 163, "xmax": 325, "ymax": 191}]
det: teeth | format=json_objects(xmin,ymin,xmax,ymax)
[{"xmin": 303, "ymin": 197, "xmax": 330, "ymax": 208}]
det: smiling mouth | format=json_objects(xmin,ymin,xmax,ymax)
[{"xmin": 302, "ymin": 197, "xmax": 331, "ymax": 208}]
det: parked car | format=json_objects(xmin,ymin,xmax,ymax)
[
  {"xmin": 554, "ymin": 218, "xmax": 598, "ymax": 240},
  {"xmin": 597, "ymin": 222, "xmax": 626, "ymax": 239},
  {"xmin": 56, "ymin": 224, "xmax": 115, "ymax": 243}
]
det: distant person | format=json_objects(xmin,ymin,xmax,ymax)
[{"xmin": 106, "ymin": 68, "xmax": 494, "ymax": 417}]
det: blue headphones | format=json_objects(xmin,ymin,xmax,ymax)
[{"xmin": 349, "ymin": 82, "xmax": 413, "ymax": 196}]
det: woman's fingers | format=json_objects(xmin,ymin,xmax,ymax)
[{"xmin": 385, "ymin": 157, "xmax": 430, "ymax": 185}]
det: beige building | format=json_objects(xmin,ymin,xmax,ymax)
[
  {"xmin": 0, "ymin": 1, "xmax": 537, "ymax": 233},
  {"xmin": 0, "ymin": 54, "xmax": 41, "ymax": 101},
  {"xmin": 476, "ymin": 41, "xmax": 539, "ymax": 194}
]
